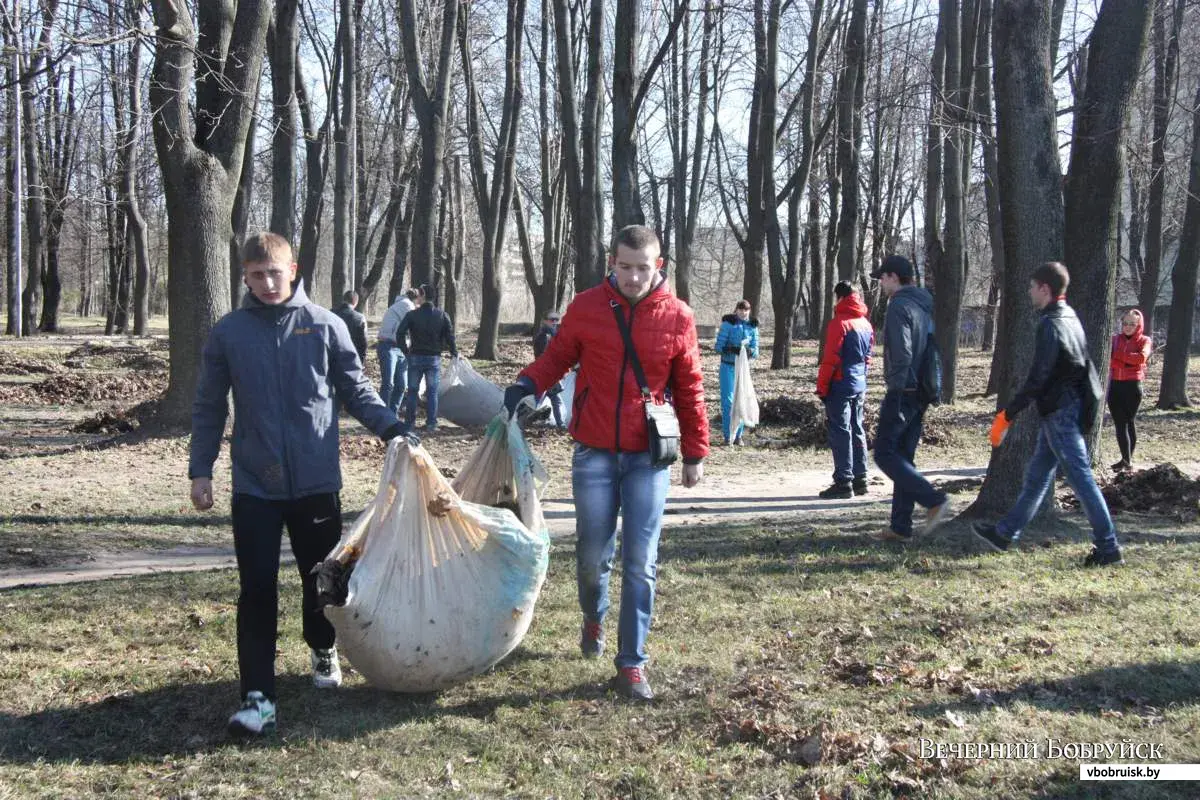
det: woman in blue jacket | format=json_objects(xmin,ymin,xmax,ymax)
[{"xmin": 714, "ymin": 299, "xmax": 759, "ymax": 444}]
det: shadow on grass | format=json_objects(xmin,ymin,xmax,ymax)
[
  {"xmin": 912, "ymin": 659, "xmax": 1200, "ymax": 720},
  {"xmin": 0, "ymin": 662, "xmax": 612, "ymax": 765},
  {"xmin": 1, "ymin": 513, "xmax": 232, "ymax": 528}
]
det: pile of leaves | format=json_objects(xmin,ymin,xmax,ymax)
[
  {"xmin": 72, "ymin": 408, "xmax": 140, "ymax": 435},
  {"xmin": 754, "ymin": 394, "xmax": 955, "ymax": 449},
  {"xmin": 0, "ymin": 352, "xmax": 61, "ymax": 376},
  {"xmin": 26, "ymin": 372, "xmax": 167, "ymax": 405},
  {"xmin": 64, "ymin": 343, "xmax": 166, "ymax": 372},
  {"xmin": 1095, "ymin": 463, "xmax": 1200, "ymax": 521}
]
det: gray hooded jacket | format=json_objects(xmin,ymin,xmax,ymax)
[
  {"xmin": 189, "ymin": 282, "xmax": 399, "ymax": 500},
  {"xmin": 882, "ymin": 284, "xmax": 934, "ymax": 394}
]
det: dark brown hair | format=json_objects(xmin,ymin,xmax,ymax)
[
  {"xmin": 1031, "ymin": 261, "xmax": 1070, "ymax": 296},
  {"xmin": 611, "ymin": 224, "xmax": 660, "ymax": 254}
]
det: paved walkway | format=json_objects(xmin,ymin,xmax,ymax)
[{"xmin": 0, "ymin": 467, "xmax": 985, "ymax": 590}]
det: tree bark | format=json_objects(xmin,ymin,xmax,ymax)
[
  {"xmin": 1064, "ymin": 0, "xmax": 1151, "ymax": 437},
  {"xmin": 833, "ymin": 0, "xmax": 867, "ymax": 284},
  {"xmin": 1138, "ymin": 0, "xmax": 1184, "ymax": 331},
  {"xmin": 397, "ymin": 0, "xmax": 458, "ymax": 292},
  {"xmin": 149, "ymin": 0, "xmax": 272, "ymax": 425},
  {"xmin": 331, "ymin": 0, "xmax": 357, "ymax": 301},
  {"xmin": 269, "ymin": 0, "xmax": 299, "ymax": 242},
  {"xmin": 967, "ymin": 0, "xmax": 1064, "ymax": 517},
  {"xmin": 1157, "ymin": 77, "xmax": 1200, "ymax": 409}
]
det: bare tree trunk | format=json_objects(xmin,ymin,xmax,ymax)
[
  {"xmin": 296, "ymin": 60, "xmax": 332, "ymax": 291},
  {"xmin": 968, "ymin": 0, "xmax": 1064, "ymax": 517},
  {"xmin": 269, "ymin": 0, "xmax": 299, "ymax": 242},
  {"xmin": 1064, "ymin": 0, "xmax": 1151, "ymax": 439},
  {"xmin": 397, "ymin": 0, "xmax": 458, "ymax": 291},
  {"xmin": 229, "ymin": 107, "xmax": 257, "ymax": 306},
  {"xmin": 121, "ymin": 21, "xmax": 151, "ymax": 334},
  {"xmin": 331, "ymin": 0, "xmax": 357, "ymax": 300},
  {"xmin": 149, "ymin": 0, "xmax": 272, "ymax": 425},
  {"xmin": 1157, "ymin": 77, "xmax": 1200, "ymax": 409},
  {"xmin": 834, "ymin": 0, "xmax": 868, "ymax": 284},
  {"xmin": 1138, "ymin": 0, "xmax": 1184, "ymax": 331},
  {"xmin": 555, "ymin": 0, "xmax": 606, "ymax": 292},
  {"xmin": 460, "ymin": 0, "xmax": 527, "ymax": 360}
]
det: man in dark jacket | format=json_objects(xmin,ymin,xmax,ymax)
[
  {"xmin": 332, "ymin": 290, "xmax": 368, "ymax": 363},
  {"xmin": 532, "ymin": 310, "xmax": 566, "ymax": 427},
  {"xmin": 816, "ymin": 281, "xmax": 874, "ymax": 499},
  {"xmin": 396, "ymin": 283, "xmax": 458, "ymax": 431},
  {"xmin": 190, "ymin": 232, "xmax": 405, "ymax": 737},
  {"xmin": 871, "ymin": 255, "xmax": 951, "ymax": 542},
  {"xmin": 973, "ymin": 262, "xmax": 1122, "ymax": 567}
]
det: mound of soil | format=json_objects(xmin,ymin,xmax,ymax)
[{"xmin": 1100, "ymin": 463, "xmax": 1200, "ymax": 521}]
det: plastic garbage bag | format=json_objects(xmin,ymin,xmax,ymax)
[
  {"xmin": 320, "ymin": 426, "xmax": 550, "ymax": 692},
  {"xmin": 437, "ymin": 356, "xmax": 505, "ymax": 428},
  {"xmin": 729, "ymin": 343, "xmax": 759, "ymax": 435}
]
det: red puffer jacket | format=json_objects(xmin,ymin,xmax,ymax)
[
  {"xmin": 521, "ymin": 277, "xmax": 710, "ymax": 462},
  {"xmin": 1110, "ymin": 315, "xmax": 1151, "ymax": 382}
]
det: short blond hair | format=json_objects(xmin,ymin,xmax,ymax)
[{"xmin": 241, "ymin": 232, "xmax": 293, "ymax": 267}]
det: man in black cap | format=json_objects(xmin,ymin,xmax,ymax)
[{"xmin": 869, "ymin": 255, "xmax": 950, "ymax": 541}]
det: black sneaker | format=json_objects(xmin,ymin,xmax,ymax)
[
  {"xmin": 1083, "ymin": 547, "xmax": 1124, "ymax": 567},
  {"xmin": 580, "ymin": 619, "xmax": 605, "ymax": 659},
  {"xmin": 971, "ymin": 522, "xmax": 1012, "ymax": 552},
  {"xmin": 852, "ymin": 478, "xmax": 868, "ymax": 496},
  {"xmin": 1110, "ymin": 460, "xmax": 1131, "ymax": 472},
  {"xmin": 818, "ymin": 482, "xmax": 854, "ymax": 500},
  {"xmin": 614, "ymin": 666, "xmax": 654, "ymax": 701}
]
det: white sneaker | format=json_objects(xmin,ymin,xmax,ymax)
[
  {"xmin": 228, "ymin": 691, "xmax": 276, "ymax": 736},
  {"xmin": 311, "ymin": 646, "xmax": 343, "ymax": 689}
]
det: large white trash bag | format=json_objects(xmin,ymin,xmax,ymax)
[
  {"xmin": 437, "ymin": 356, "xmax": 505, "ymax": 427},
  {"xmin": 558, "ymin": 371, "xmax": 577, "ymax": 427},
  {"xmin": 452, "ymin": 414, "xmax": 550, "ymax": 535},
  {"xmin": 323, "ymin": 430, "xmax": 550, "ymax": 692},
  {"xmin": 729, "ymin": 343, "xmax": 760, "ymax": 435}
]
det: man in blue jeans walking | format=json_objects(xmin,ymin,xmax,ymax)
[
  {"xmin": 502, "ymin": 225, "xmax": 709, "ymax": 701},
  {"xmin": 396, "ymin": 283, "xmax": 458, "ymax": 431},
  {"xmin": 871, "ymin": 255, "xmax": 952, "ymax": 541},
  {"xmin": 376, "ymin": 288, "xmax": 419, "ymax": 412},
  {"xmin": 973, "ymin": 261, "xmax": 1123, "ymax": 567}
]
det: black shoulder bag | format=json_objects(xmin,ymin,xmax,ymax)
[{"xmin": 611, "ymin": 301, "xmax": 680, "ymax": 467}]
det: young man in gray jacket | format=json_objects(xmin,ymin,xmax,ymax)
[
  {"xmin": 189, "ymin": 232, "xmax": 404, "ymax": 737},
  {"xmin": 871, "ymin": 254, "xmax": 951, "ymax": 542}
]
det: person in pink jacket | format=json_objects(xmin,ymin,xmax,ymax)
[{"xmin": 1107, "ymin": 308, "xmax": 1152, "ymax": 471}]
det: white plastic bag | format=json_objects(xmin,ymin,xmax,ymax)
[
  {"xmin": 452, "ymin": 414, "xmax": 549, "ymax": 536},
  {"xmin": 558, "ymin": 371, "xmax": 576, "ymax": 427},
  {"xmin": 322, "ymin": 431, "xmax": 550, "ymax": 692},
  {"xmin": 729, "ymin": 343, "xmax": 759, "ymax": 434},
  {"xmin": 437, "ymin": 357, "xmax": 505, "ymax": 427}
]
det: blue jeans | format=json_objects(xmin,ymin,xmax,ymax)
[
  {"xmin": 825, "ymin": 391, "xmax": 867, "ymax": 484},
  {"xmin": 403, "ymin": 354, "xmax": 441, "ymax": 429},
  {"xmin": 572, "ymin": 444, "xmax": 671, "ymax": 669},
  {"xmin": 997, "ymin": 400, "xmax": 1119, "ymax": 553},
  {"xmin": 718, "ymin": 360, "xmax": 741, "ymax": 442},
  {"xmin": 873, "ymin": 391, "xmax": 946, "ymax": 535},
  {"xmin": 376, "ymin": 342, "xmax": 406, "ymax": 412}
]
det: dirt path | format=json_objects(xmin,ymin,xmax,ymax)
[{"xmin": 0, "ymin": 466, "xmax": 984, "ymax": 590}]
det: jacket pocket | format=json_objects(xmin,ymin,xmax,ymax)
[{"xmin": 570, "ymin": 387, "xmax": 590, "ymax": 434}]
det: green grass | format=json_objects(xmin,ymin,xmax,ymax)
[{"xmin": 2, "ymin": 515, "xmax": 1198, "ymax": 799}]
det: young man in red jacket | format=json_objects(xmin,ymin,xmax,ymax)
[
  {"xmin": 503, "ymin": 225, "xmax": 709, "ymax": 701},
  {"xmin": 816, "ymin": 281, "xmax": 875, "ymax": 499}
]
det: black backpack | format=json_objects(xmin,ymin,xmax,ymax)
[{"xmin": 916, "ymin": 321, "xmax": 943, "ymax": 407}]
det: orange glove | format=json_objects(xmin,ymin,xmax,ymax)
[{"xmin": 989, "ymin": 411, "xmax": 1011, "ymax": 448}]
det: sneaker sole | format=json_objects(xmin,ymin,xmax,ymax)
[
  {"xmin": 228, "ymin": 719, "xmax": 276, "ymax": 737},
  {"xmin": 872, "ymin": 530, "xmax": 912, "ymax": 543},
  {"xmin": 971, "ymin": 528, "xmax": 1007, "ymax": 553},
  {"xmin": 313, "ymin": 677, "xmax": 342, "ymax": 689}
]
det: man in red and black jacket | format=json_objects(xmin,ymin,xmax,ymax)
[
  {"xmin": 816, "ymin": 281, "xmax": 875, "ymax": 499},
  {"xmin": 503, "ymin": 225, "xmax": 708, "ymax": 701}
]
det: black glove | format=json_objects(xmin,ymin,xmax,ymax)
[{"xmin": 504, "ymin": 382, "xmax": 535, "ymax": 418}]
